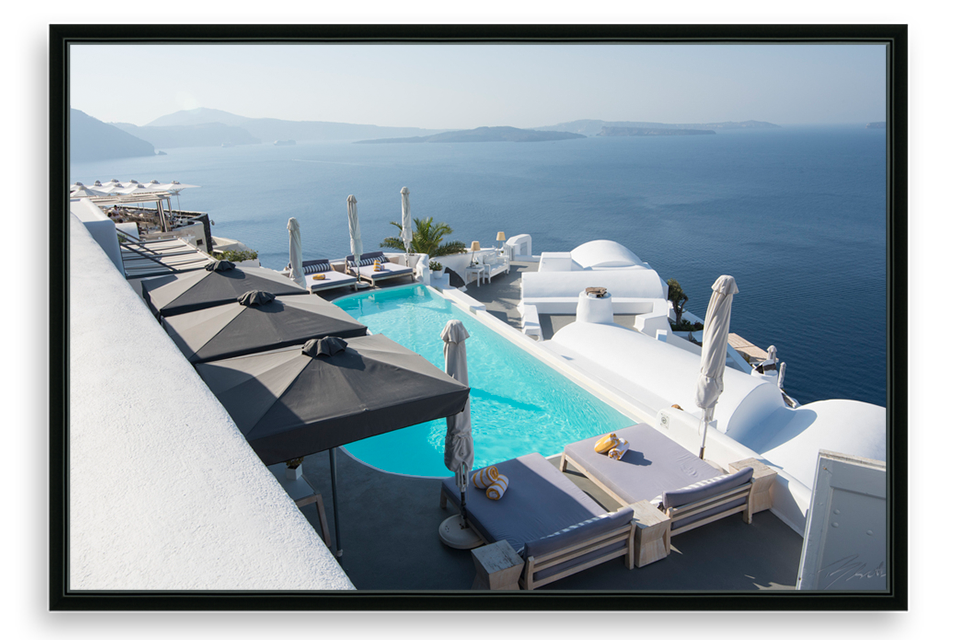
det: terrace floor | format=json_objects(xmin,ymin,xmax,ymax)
[{"xmin": 313, "ymin": 263, "xmax": 804, "ymax": 592}]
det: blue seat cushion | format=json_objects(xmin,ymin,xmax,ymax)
[{"xmin": 441, "ymin": 453, "xmax": 608, "ymax": 555}]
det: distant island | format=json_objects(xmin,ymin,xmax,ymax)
[
  {"xmin": 356, "ymin": 126, "xmax": 586, "ymax": 144},
  {"xmin": 68, "ymin": 107, "xmax": 782, "ymax": 162},
  {"xmin": 866, "ymin": 122, "xmax": 885, "ymax": 129},
  {"xmin": 598, "ymin": 127, "xmax": 716, "ymax": 137},
  {"xmin": 70, "ymin": 109, "xmax": 155, "ymax": 162},
  {"xmin": 537, "ymin": 119, "xmax": 779, "ymax": 136}
]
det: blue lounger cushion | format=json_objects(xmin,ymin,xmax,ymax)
[
  {"xmin": 563, "ymin": 423, "xmax": 721, "ymax": 505},
  {"xmin": 345, "ymin": 252, "xmax": 414, "ymax": 280},
  {"xmin": 441, "ymin": 453, "xmax": 608, "ymax": 555},
  {"xmin": 661, "ymin": 466, "xmax": 754, "ymax": 531},
  {"xmin": 523, "ymin": 506, "xmax": 634, "ymax": 582}
]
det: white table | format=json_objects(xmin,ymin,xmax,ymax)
[
  {"xmin": 466, "ymin": 265, "xmax": 486, "ymax": 287},
  {"xmin": 268, "ymin": 464, "xmax": 332, "ymax": 549}
]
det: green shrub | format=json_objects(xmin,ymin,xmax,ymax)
[{"xmin": 216, "ymin": 249, "xmax": 258, "ymax": 263}]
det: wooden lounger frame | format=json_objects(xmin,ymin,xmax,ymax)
[
  {"xmin": 346, "ymin": 255, "xmax": 416, "ymax": 285},
  {"xmin": 440, "ymin": 487, "xmax": 635, "ymax": 590},
  {"xmin": 559, "ymin": 453, "xmax": 769, "ymax": 546},
  {"xmin": 521, "ymin": 521, "xmax": 635, "ymax": 590}
]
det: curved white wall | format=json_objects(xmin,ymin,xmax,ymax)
[
  {"xmin": 69, "ymin": 214, "xmax": 353, "ymax": 591},
  {"xmin": 545, "ymin": 320, "xmax": 886, "ymax": 501}
]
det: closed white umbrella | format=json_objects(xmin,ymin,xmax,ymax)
[
  {"xmin": 287, "ymin": 217, "xmax": 306, "ymax": 288},
  {"xmin": 438, "ymin": 319, "xmax": 482, "ymax": 549},
  {"xmin": 400, "ymin": 186, "xmax": 413, "ymax": 254},
  {"xmin": 443, "ymin": 319, "xmax": 474, "ymax": 474},
  {"xmin": 347, "ymin": 195, "xmax": 363, "ymax": 283},
  {"xmin": 694, "ymin": 275, "xmax": 739, "ymax": 459}
]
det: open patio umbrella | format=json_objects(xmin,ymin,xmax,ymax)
[
  {"xmin": 400, "ymin": 187, "xmax": 413, "ymax": 254},
  {"xmin": 157, "ymin": 180, "xmax": 199, "ymax": 210},
  {"xmin": 157, "ymin": 180, "xmax": 199, "ymax": 194},
  {"xmin": 70, "ymin": 184, "xmax": 110, "ymax": 198},
  {"xmin": 195, "ymin": 334, "xmax": 470, "ymax": 556},
  {"xmin": 347, "ymin": 195, "xmax": 362, "ymax": 284},
  {"xmin": 141, "ymin": 260, "xmax": 310, "ymax": 318},
  {"xmin": 438, "ymin": 320, "xmax": 482, "ymax": 549},
  {"xmin": 287, "ymin": 217, "xmax": 306, "ymax": 288},
  {"xmin": 161, "ymin": 290, "xmax": 368, "ymax": 364},
  {"xmin": 694, "ymin": 275, "xmax": 739, "ymax": 459}
]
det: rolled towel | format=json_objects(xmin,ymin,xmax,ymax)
[
  {"xmin": 312, "ymin": 274, "xmax": 326, "ymax": 280},
  {"xmin": 486, "ymin": 475, "xmax": 509, "ymax": 500},
  {"xmin": 594, "ymin": 433, "xmax": 619, "ymax": 454},
  {"xmin": 472, "ymin": 466, "xmax": 499, "ymax": 489},
  {"xmin": 374, "ymin": 260, "xmax": 382, "ymax": 272},
  {"xmin": 608, "ymin": 438, "xmax": 629, "ymax": 461}
]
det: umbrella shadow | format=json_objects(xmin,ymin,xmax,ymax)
[{"xmin": 619, "ymin": 450, "xmax": 653, "ymax": 467}]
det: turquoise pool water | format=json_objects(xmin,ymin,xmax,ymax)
[{"xmin": 334, "ymin": 284, "xmax": 634, "ymax": 477}]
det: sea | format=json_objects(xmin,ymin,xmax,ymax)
[{"xmin": 70, "ymin": 125, "xmax": 887, "ymax": 408}]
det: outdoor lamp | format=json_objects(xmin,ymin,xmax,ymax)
[
  {"xmin": 496, "ymin": 231, "xmax": 506, "ymax": 250},
  {"xmin": 470, "ymin": 240, "xmax": 481, "ymax": 252}
]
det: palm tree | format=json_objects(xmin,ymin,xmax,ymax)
[{"xmin": 380, "ymin": 216, "xmax": 465, "ymax": 257}]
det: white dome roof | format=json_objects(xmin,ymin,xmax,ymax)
[{"xmin": 570, "ymin": 240, "xmax": 649, "ymax": 270}]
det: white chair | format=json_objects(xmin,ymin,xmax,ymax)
[{"xmin": 478, "ymin": 255, "xmax": 493, "ymax": 284}]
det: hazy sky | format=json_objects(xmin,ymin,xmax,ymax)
[{"xmin": 70, "ymin": 43, "xmax": 887, "ymax": 129}]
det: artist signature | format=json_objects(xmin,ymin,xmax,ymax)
[{"xmin": 818, "ymin": 554, "xmax": 886, "ymax": 589}]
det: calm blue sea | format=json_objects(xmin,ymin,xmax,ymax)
[{"xmin": 71, "ymin": 126, "xmax": 887, "ymax": 408}]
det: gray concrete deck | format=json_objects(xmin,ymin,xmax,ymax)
[
  {"xmin": 310, "ymin": 264, "xmax": 803, "ymax": 591},
  {"xmin": 298, "ymin": 447, "xmax": 802, "ymax": 591}
]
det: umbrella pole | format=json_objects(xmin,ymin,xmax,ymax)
[
  {"xmin": 458, "ymin": 461, "xmax": 468, "ymax": 528},
  {"xmin": 329, "ymin": 448, "xmax": 343, "ymax": 558},
  {"xmin": 698, "ymin": 414, "xmax": 708, "ymax": 459}
]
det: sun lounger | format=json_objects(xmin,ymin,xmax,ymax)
[
  {"xmin": 560, "ymin": 424, "xmax": 770, "ymax": 563},
  {"xmin": 345, "ymin": 251, "xmax": 414, "ymax": 285},
  {"xmin": 440, "ymin": 452, "xmax": 635, "ymax": 590},
  {"xmin": 300, "ymin": 259, "xmax": 358, "ymax": 294}
]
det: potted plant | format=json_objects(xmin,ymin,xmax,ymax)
[
  {"xmin": 428, "ymin": 260, "xmax": 445, "ymax": 285},
  {"xmin": 285, "ymin": 456, "xmax": 304, "ymax": 480}
]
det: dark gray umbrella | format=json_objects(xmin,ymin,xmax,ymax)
[
  {"xmin": 195, "ymin": 334, "xmax": 470, "ymax": 557},
  {"xmin": 141, "ymin": 261, "xmax": 309, "ymax": 318},
  {"xmin": 161, "ymin": 291, "xmax": 368, "ymax": 364}
]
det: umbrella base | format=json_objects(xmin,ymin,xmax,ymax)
[{"xmin": 438, "ymin": 515, "xmax": 483, "ymax": 550}]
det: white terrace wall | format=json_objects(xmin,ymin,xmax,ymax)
[{"xmin": 69, "ymin": 214, "xmax": 353, "ymax": 590}]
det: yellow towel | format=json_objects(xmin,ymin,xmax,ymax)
[
  {"xmin": 594, "ymin": 433, "xmax": 619, "ymax": 454},
  {"xmin": 472, "ymin": 466, "xmax": 499, "ymax": 489},
  {"xmin": 486, "ymin": 475, "xmax": 509, "ymax": 500},
  {"xmin": 312, "ymin": 274, "xmax": 326, "ymax": 280},
  {"xmin": 608, "ymin": 438, "xmax": 629, "ymax": 461},
  {"xmin": 374, "ymin": 260, "xmax": 382, "ymax": 272}
]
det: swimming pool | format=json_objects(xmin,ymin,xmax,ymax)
[{"xmin": 334, "ymin": 284, "xmax": 634, "ymax": 477}]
